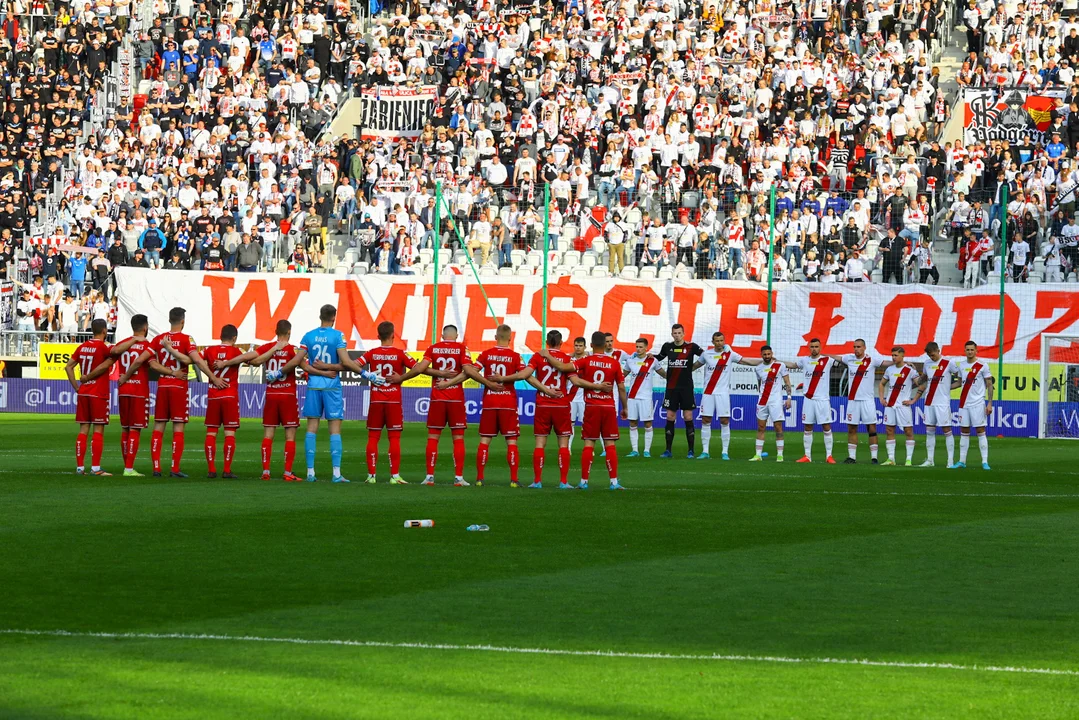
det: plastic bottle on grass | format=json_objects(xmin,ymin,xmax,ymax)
[{"xmin": 466, "ymin": 525, "xmax": 490, "ymax": 532}]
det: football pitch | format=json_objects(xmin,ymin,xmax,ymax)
[{"xmin": 2, "ymin": 413, "xmax": 1078, "ymax": 719}]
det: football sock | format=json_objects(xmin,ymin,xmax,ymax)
[
  {"xmin": 776, "ymin": 439, "xmax": 784, "ymax": 457},
  {"xmin": 223, "ymin": 435, "xmax": 236, "ymax": 474},
  {"xmin": 90, "ymin": 432, "xmax": 103, "ymax": 471},
  {"xmin": 977, "ymin": 434, "xmax": 988, "ymax": 462},
  {"xmin": 330, "ymin": 433, "xmax": 343, "ymax": 476},
  {"xmin": 721, "ymin": 424, "xmax": 731, "ymax": 454},
  {"xmin": 425, "ymin": 437, "xmax": 439, "ymax": 475},
  {"xmin": 700, "ymin": 424, "xmax": 711, "ymax": 454},
  {"xmin": 755, "ymin": 439, "xmax": 764, "ymax": 456},
  {"xmin": 305, "ymin": 432, "xmax": 317, "ymax": 475},
  {"xmin": 151, "ymin": 430, "xmax": 164, "ymax": 472},
  {"xmin": 365, "ymin": 431, "xmax": 380, "ymax": 475},
  {"xmin": 685, "ymin": 425, "xmax": 695, "ymax": 454},
  {"xmin": 847, "ymin": 442, "xmax": 857, "ymax": 460},
  {"xmin": 664, "ymin": 421, "xmax": 675, "ymax": 452},
  {"xmin": 204, "ymin": 432, "xmax": 218, "ymax": 474},
  {"xmin": 630, "ymin": 426, "xmax": 639, "ymax": 452},
  {"xmin": 869, "ymin": 441, "xmax": 878, "ymax": 460},
  {"xmin": 76, "ymin": 432, "xmax": 87, "ymax": 469},
  {"xmin": 452, "ymin": 434, "xmax": 465, "ymax": 476},
  {"xmin": 581, "ymin": 446, "xmax": 594, "ymax": 480},
  {"xmin": 387, "ymin": 432, "xmax": 400, "ymax": 475},
  {"xmin": 604, "ymin": 445, "xmax": 618, "ymax": 479},
  {"xmin": 886, "ymin": 438, "xmax": 896, "ymax": 461},
  {"xmin": 284, "ymin": 440, "xmax": 296, "ymax": 474},
  {"xmin": 925, "ymin": 427, "xmax": 937, "ymax": 461},
  {"xmin": 823, "ymin": 430, "xmax": 833, "ymax": 457},
  {"xmin": 568, "ymin": 428, "xmax": 574, "ymax": 452},
  {"xmin": 171, "ymin": 433, "xmax": 185, "ymax": 473},
  {"xmin": 533, "ymin": 448, "xmax": 544, "ymax": 483},
  {"xmin": 506, "ymin": 444, "xmax": 519, "ymax": 482},
  {"xmin": 944, "ymin": 433, "xmax": 954, "ymax": 466},
  {"xmin": 803, "ymin": 431, "xmax": 813, "ymax": 459},
  {"xmin": 645, "ymin": 427, "xmax": 654, "ymax": 453},
  {"xmin": 905, "ymin": 439, "xmax": 916, "ymax": 463},
  {"xmin": 121, "ymin": 430, "xmax": 130, "ymax": 466},
  {"xmin": 261, "ymin": 438, "xmax": 273, "ymax": 472},
  {"xmin": 126, "ymin": 431, "xmax": 140, "ymax": 470},
  {"xmin": 476, "ymin": 442, "xmax": 490, "ymax": 480},
  {"xmin": 959, "ymin": 433, "xmax": 970, "ymax": 462},
  {"xmin": 558, "ymin": 447, "xmax": 571, "ymax": 484}
]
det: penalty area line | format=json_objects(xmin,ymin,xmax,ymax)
[{"xmin": 1, "ymin": 629, "xmax": 1077, "ymax": 678}]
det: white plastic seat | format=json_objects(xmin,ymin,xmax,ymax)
[
  {"xmin": 571, "ymin": 266, "xmax": 589, "ymax": 277},
  {"xmin": 516, "ymin": 265, "xmax": 533, "ymax": 277},
  {"xmin": 334, "ymin": 263, "xmax": 349, "ymax": 275},
  {"xmin": 733, "ymin": 268, "xmax": 747, "ymax": 281},
  {"xmin": 352, "ymin": 262, "xmax": 369, "ymax": 275},
  {"xmin": 498, "ymin": 266, "xmax": 515, "ymax": 276},
  {"xmin": 437, "ymin": 249, "xmax": 452, "ymax": 266},
  {"xmin": 581, "ymin": 252, "xmax": 598, "ymax": 268},
  {"xmin": 657, "ymin": 267, "xmax": 674, "ymax": 280},
  {"xmin": 591, "ymin": 267, "xmax": 610, "ymax": 278},
  {"xmin": 620, "ymin": 266, "xmax": 639, "ymax": 279},
  {"xmin": 479, "ymin": 265, "xmax": 497, "ymax": 277},
  {"xmin": 638, "ymin": 266, "xmax": 657, "ymax": 280},
  {"xmin": 591, "ymin": 239, "xmax": 607, "ymax": 255},
  {"xmin": 452, "ymin": 250, "xmax": 468, "ymax": 264},
  {"xmin": 511, "ymin": 249, "xmax": 527, "ymax": 267},
  {"xmin": 526, "ymin": 251, "xmax": 542, "ymax": 268},
  {"xmin": 418, "ymin": 249, "xmax": 433, "ymax": 266},
  {"xmin": 675, "ymin": 269, "xmax": 693, "ymax": 280},
  {"xmin": 344, "ymin": 248, "xmax": 361, "ymax": 265},
  {"xmin": 562, "ymin": 252, "xmax": 581, "ymax": 268}
]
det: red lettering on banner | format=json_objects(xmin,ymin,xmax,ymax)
[
  {"xmin": 525, "ymin": 277, "xmax": 588, "ymax": 350},
  {"xmin": 875, "ymin": 293, "xmax": 942, "ymax": 355},
  {"xmin": 333, "ymin": 280, "xmax": 414, "ymax": 349},
  {"xmin": 672, "ymin": 287, "xmax": 702, "ymax": 340},
  {"xmin": 1025, "ymin": 291, "xmax": 1079, "ymax": 359},
  {"xmin": 944, "ymin": 295, "xmax": 1019, "ymax": 356},
  {"xmin": 717, "ymin": 288, "xmax": 770, "ymax": 354},
  {"xmin": 203, "ymin": 276, "xmax": 310, "ymax": 340},
  {"xmin": 599, "ymin": 285, "xmax": 662, "ymax": 352},
  {"xmin": 465, "ymin": 284, "xmax": 523, "ymax": 348},
  {"xmin": 414, "ymin": 284, "xmax": 453, "ymax": 352},
  {"xmin": 801, "ymin": 292, "xmax": 852, "ymax": 355}
]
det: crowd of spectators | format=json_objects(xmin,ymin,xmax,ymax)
[{"xmin": 1, "ymin": 0, "xmax": 1076, "ymax": 301}]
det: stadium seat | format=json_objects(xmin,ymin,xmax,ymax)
[
  {"xmin": 582, "ymin": 252, "xmax": 598, "ymax": 268},
  {"xmin": 1069, "ymin": 275, "xmax": 1079, "ymax": 283},
  {"xmin": 591, "ymin": 267, "xmax": 609, "ymax": 278},
  {"xmin": 334, "ymin": 263, "xmax": 349, "ymax": 275},
  {"xmin": 545, "ymin": 250, "xmax": 562, "ymax": 267},
  {"xmin": 479, "ymin": 265, "xmax": 497, "ymax": 277},
  {"xmin": 418, "ymin": 249, "xmax": 433, "ymax": 266},
  {"xmin": 1029, "ymin": 273, "xmax": 1043, "ymax": 284},
  {"xmin": 571, "ymin": 267, "xmax": 589, "ymax": 277},
  {"xmin": 733, "ymin": 268, "xmax": 747, "ymax": 281},
  {"xmin": 516, "ymin": 265, "xmax": 533, "ymax": 277},
  {"xmin": 562, "ymin": 251, "xmax": 581, "ymax": 268},
  {"xmin": 675, "ymin": 269, "xmax": 693, "ymax": 281},
  {"xmin": 1032, "ymin": 257, "xmax": 1045, "ymax": 276},
  {"xmin": 352, "ymin": 262, "xmax": 369, "ymax": 275},
  {"xmin": 623, "ymin": 207, "xmax": 643, "ymax": 225},
  {"xmin": 657, "ymin": 267, "xmax": 674, "ymax": 280},
  {"xmin": 438, "ymin": 249, "xmax": 452, "ymax": 266},
  {"xmin": 452, "ymin": 250, "xmax": 467, "ymax": 264},
  {"xmin": 591, "ymin": 239, "xmax": 607, "ymax": 255},
  {"xmin": 986, "ymin": 270, "xmax": 1001, "ymax": 285},
  {"xmin": 526, "ymin": 251, "xmax": 542, "ymax": 268},
  {"xmin": 344, "ymin": 248, "xmax": 361, "ymax": 265},
  {"xmin": 498, "ymin": 266, "xmax": 515, "ymax": 276},
  {"xmin": 638, "ymin": 266, "xmax": 657, "ymax": 280},
  {"xmin": 511, "ymin": 249, "xmax": 527, "ymax": 267},
  {"xmin": 793, "ymin": 268, "xmax": 805, "ymax": 282},
  {"xmin": 422, "ymin": 265, "xmax": 435, "ymax": 278},
  {"xmin": 871, "ymin": 269, "xmax": 883, "ymax": 283},
  {"xmin": 620, "ymin": 266, "xmax": 639, "ymax": 279}
]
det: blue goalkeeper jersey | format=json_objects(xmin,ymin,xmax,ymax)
[{"xmin": 300, "ymin": 326, "xmax": 347, "ymax": 391}]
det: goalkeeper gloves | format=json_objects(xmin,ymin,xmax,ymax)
[
  {"xmin": 265, "ymin": 369, "xmax": 283, "ymax": 383},
  {"xmin": 361, "ymin": 369, "xmax": 387, "ymax": 386}
]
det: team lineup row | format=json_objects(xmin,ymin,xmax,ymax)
[{"xmin": 65, "ymin": 310, "xmax": 996, "ymax": 486}]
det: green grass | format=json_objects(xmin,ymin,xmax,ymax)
[{"xmin": 1, "ymin": 413, "xmax": 1078, "ymax": 719}]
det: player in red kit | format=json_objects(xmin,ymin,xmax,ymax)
[
  {"xmin": 113, "ymin": 314, "xmax": 179, "ymax": 476},
  {"xmin": 201, "ymin": 324, "xmax": 247, "ymax": 478},
  {"xmin": 66, "ymin": 318, "xmax": 120, "ymax": 475},
  {"xmin": 436, "ymin": 324, "xmax": 524, "ymax": 487},
  {"xmin": 127, "ymin": 307, "xmax": 223, "ymax": 478},
  {"xmin": 528, "ymin": 330, "xmax": 612, "ymax": 489},
  {"xmin": 546, "ymin": 331, "xmax": 629, "ymax": 489},
  {"xmin": 213, "ymin": 320, "xmax": 330, "ymax": 482},
  {"xmin": 356, "ymin": 321, "xmax": 417, "ymax": 484},
  {"xmin": 393, "ymin": 324, "xmax": 472, "ymax": 486}
]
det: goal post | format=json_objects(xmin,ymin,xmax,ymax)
[{"xmin": 1038, "ymin": 333, "xmax": 1079, "ymax": 440}]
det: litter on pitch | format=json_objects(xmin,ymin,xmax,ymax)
[
  {"xmin": 404, "ymin": 520, "xmax": 435, "ymax": 528},
  {"xmin": 466, "ymin": 525, "xmax": 490, "ymax": 532}
]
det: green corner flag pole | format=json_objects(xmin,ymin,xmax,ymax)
[
  {"xmin": 766, "ymin": 184, "xmax": 777, "ymax": 345},
  {"xmin": 542, "ymin": 182, "xmax": 551, "ymax": 337},
  {"xmin": 998, "ymin": 183, "xmax": 1007, "ymax": 402},
  {"xmin": 432, "ymin": 181, "xmax": 442, "ymax": 343},
  {"xmin": 436, "ymin": 193, "xmax": 499, "ymax": 326}
]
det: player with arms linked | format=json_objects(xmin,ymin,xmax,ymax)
[
  {"xmin": 113, "ymin": 314, "xmax": 178, "ymax": 476},
  {"xmin": 655, "ymin": 324, "xmax": 705, "ymax": 458},
  {"xmin": 67, "ymin": 318, "xmax": 123, "ymax": 475}
]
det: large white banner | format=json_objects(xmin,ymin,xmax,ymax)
[
  {"xmin": 356, "ymin": 85, "xmax": 437, "ymax": 140},
  {"xmin": 115, "ymin": 269, "xmax": 1079, "ymax": 362}
]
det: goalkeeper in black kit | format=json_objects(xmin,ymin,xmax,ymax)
[{"xmin": 655, "ymin": 324, "xmax": 705, "ymax": 458}]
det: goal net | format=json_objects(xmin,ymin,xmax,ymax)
[{"xmin": 1039, "ymin": 334, "xmax": 1079, "ymax": 439}]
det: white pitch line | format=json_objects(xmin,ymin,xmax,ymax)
[
  {"xmin": 1, "ymin": 629, "xmax": 1077, "ymax": 678},
  {"xmin": 648, "ymin": 487, "xmax": 1079, "ymax": 499}
]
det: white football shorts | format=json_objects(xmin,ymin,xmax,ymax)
[
  {"xmin": 801, "ymin": 397, "xmax": 832, "ymax": 425},
  {"xmin": 924, "ymin": 405, "xmax": 954, "ymax": 428},
  {"xmin": 884, "ymin": 404, "xmax": 913, "ymax": 429},
  {"xmin": 845, "ymin": 398, "xmax": 879, "ymax": 426},
  {"xmin": 626, "ymin": 397, "xmax": 653, "ymax": 422},
  {"xmin": 959, "ymin": 401, "xmax": 987, "ymax": 428},
  {"xmin": 756, "ymin": 400, "xmax": 786, "ymax": 423},
  {"xmin": 700, "ymin": 393, "xmax": 732, "ymax": 420}
]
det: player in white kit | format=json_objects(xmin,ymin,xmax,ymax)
[
  {"xmin": 914, "ymin": 341, "xmax": 959, "ymax": 467},
  {"xmin": 878, "ymin": 346, "xmax": 922, "ymax": 466},
  {"xmin": 952, "ymin": 341, "xmax": 994, "ymax": 470},
  {"xmin": 792, "ymin": 338, "xmax": 837, "ymax": 463},
  {"xmin": 693, "ymin": 331, "xmax": 761, "ymax": 460},
  {"xmin": 748, "ymin": 345, "xmax": 793, "ymax": 462},
  {"xmin": 568, "ymin": 336, "xmax": 588, "ymax": 451},
  {"xmin": 830, "ymin": 339, "xmax": 893, "ymax": 464},
  {"xmin": 622, "ymin": 338, "xmax": 659, "ymax": 457}
]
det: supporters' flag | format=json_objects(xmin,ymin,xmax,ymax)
[
  {"xmin": 580, "ymin": 206, "xmax": 607, "ymax": 252},
  {"xmin": 1023, "ymin": 95, "xmax": 1055, "ymax": 131}
]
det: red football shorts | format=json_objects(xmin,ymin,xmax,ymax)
[
  {"xmin": 155, "ymin": 385, "xmax": 190, "ymax": 423},
  {"xmin": 263, "ymin": 394, "xmax": 299, "ymax": 428},
  {"xmin": 205, "ymin": 397, "xmax": 241, "ymax": 429},
  {"xmin": 534, "ymin": 405, "xmax": 572, "ymax": 437},
  {"xmin": 118, "ymin": 395, "xmax": 149, "ymax": 429},
  {"xmin": 582, "ymin": 405, "xmax": 619, "ymax": 441},
  {"xmin": 427, "ymin": 400, "xmax": 468, "ymax": 430},
  {"xmin": 367, "ymin": 402, "xmax": 403, "ymax": 431},
  {"xmin": 75, "ymin": 395, "xmax": 109, "ymax": 425},
  {"xmin": 478, "ymin": 408, "xmax": 519, "ymax": 438}
]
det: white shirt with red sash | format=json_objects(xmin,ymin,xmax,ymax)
[
  {"xmin": 700, "ymin": 346, "xmax": 744, "ymax": 397},
  {"xmin": 956, "ymin": 358, "xmax": 992, "ymax": 409},
  {"xmin": 754, "ymin": 361, "xmax": 789, "ymax": 409},
  {"xmin": 623, "ymin": 353, "xmax": 658, "ymax": 400},
  {"xmin": 922, "ymin": 357, "xmax": 957, "ymax": 413}
]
